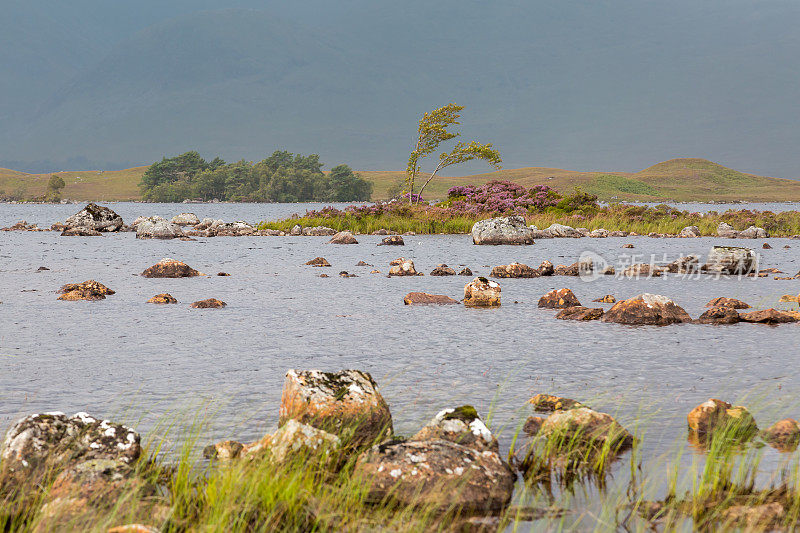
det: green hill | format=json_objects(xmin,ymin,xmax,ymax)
[{"xmin": 3, "ymin": 158, "xmax": 800, "ymax": 203}]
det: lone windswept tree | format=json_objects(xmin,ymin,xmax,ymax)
[{"xmin": 404, "ymin": 103, "xmax": 501, "ymax": 204}]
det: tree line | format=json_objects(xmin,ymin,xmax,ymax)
[{"xmin": 139, "ymin": 151, "xmax": 373, "ymax": 202}]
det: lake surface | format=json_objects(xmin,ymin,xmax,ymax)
[{"xmin": 2, "ymin": 202, "xmax": 800, "ymax": 529}]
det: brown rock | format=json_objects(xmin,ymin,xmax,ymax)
[
  {"xmin": 354, "ymin": 440, "xmax": 515, "ymax": 511},
  {"xmin": 695, "ymin": 306, "xmax": 739, "ymax": 324},
  {"xmin": 141, "ymin": 258, "xmax": 201, "ymax": 278},
  {"xmin": 279, "ymin": 369, "xmax": 393, "ymax": 448},
  {"xmin": 622, "ymin": 263, "xmax": 666, "ymax": 278},
  {"xmin": 529, "ymin": 394, "xmax": 584, "ymax": 412},
  {"xmin": 147, "ymin": 293, "xmax": 177, "ymax": 304},
  {"xmin": 202, "ymin": 440, "xmax": 245, "ymax": 460},
  {"xmin": 778, "ymin": 294, "xmax": 800, "ymax": 303},
  {"xmin": 555, "ymin": 306, "xmax": 604, "ymax": 321},
  {"xmin": 190, "ymin": 298, "xmax": 226, "ymax": 309},
  {"xmin": 706, "ymin": 297, "xmax": 750, "ymax": 309},
  {"xmin": 761, "ymin": 418, "xmax": 800, "ymax": 451},
  {"xmin": 722, "ymin": 502, "xmax": 785, "ymax": 530},
  {"xmin": 329, "ymin": 231, "xmax": 358, "ymax": 244},
  {"xmin": 216, "ymin": 272, "xmax": 230, "ymax": 276},
  {"xmin": 553, "ymin": 258, "xmax": 593, "ymax": 277},
  {"xmin": 388, "ymin": 258, "xmax": 419, "ymax": 276},
  {"xmin": 537, "ymin": 288, "xmax": 581, "ymax": 309},
  {"xmin": 356, "ymin": 260, "xmax": 372, "ymax": 266},
  {"xmin": 57, "ymin": 280, "xmax": 115, "ymax": 301},
  {"xmin": 429, "ymin": 264, "xmax": 456, "ymax": 276},
  {"xmin": 339, "ymin": 271, "xmax": 357, "ymax": 278},
  {"xmin": 602, "ymin": 293, "xmax": 691, "ymax": 326},
  {"xmin": 523, "ymin": 416, "xmax": 545, "ymax": 436},
  {"xmin": 763, "ymin": 242, "xmax": 772, "ymax": 249},
  {"xmin": 687, "ymin": 399, "xmax": 758, "ymax": 439},
  {"xmin": 537, "ymin": 260, "xmax": 554, "ymax": 276},
  {"xmin": 490, "ymin": 262, "xmax": 539, "ymax": 278},
  {"xmin": 592, "ymin": 295, "xmax": 616, "ymax": 303},
  {"xmin": 463, "ymin": 277, "xmax": 501, "ymax": 307},
  {"xmin": 61, "ymin": 227, "xmax": 103, "ymax": 236},
  {"xmin": 403, "ymin": 292, "xmax": 459, "ymax": 305},
  {"xmin": 458, "ymin": 267, "xmax": 473, "ymax": 276},
  {"xmin": 622, "ymin": 243, "xmax": 634, "ymax": 248},
  {"xmin": 378, "ymin": 235, "xmax": 404, "ymax": 246},
  {"xmin": 739, "ymin": 308, "xmax": 798, "ymax": 324}
]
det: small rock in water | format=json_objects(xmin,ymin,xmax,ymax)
[
  {"xmin": 147, "ymin": 293, "xmax": 178, "ymax": 304},
  {"xmin": 37, "ymin": 266, "xmax": 50, "ymax": 271},
  {"xmin": 538, "ymin": 288, "xmax": 581, "ymax": 309},
  {"xmin": 622, "ymin": 243, "xmax": 634, "ymax": 249},
  {"xmin": 388, "ymin": 258, "xmax": 419, "ymax": 276},
  {"xmin": 329, "ymin": 231, "xmax": 358, "ymax": 244},
  {"xmin": 701, "ymin": 245, "xmax": 756, "ymax": 275},
  {"xmin": 555, "ymin": 306, "xmax": 604, "ymax": 321},
  {"xmin": 217, "ymin": 272, "xmax": 230, "ymax": 276},
  {"xmin": 190, "ymin": 298, "xmax": 226, "ymax": 309},
  {"xmin": 602, "ymin": 293, "xmax": 691, "ymax": 326},
  {"xmin": 458, "ymin": 267, "xmax": 473, "ymax": 276},
  {"xmin": 761, "ymin": 419, "xmax": 800, "ymax": 451},
  {"xmin": 356, "ymin": 260, "xmax": 372, "ymax": 266},
  {"xmin": 778, "ymin": 294, "xmax": 800, "ymax": 303},
  {"xmin": 319, "ymin": 274, "xmax": 329, "ymax": 278},
  {"xmin": 306, "ymin": 257, "xmax": 331, "ymax": 267},
  {"xmin": 687, "ymin": 399, "xmax": 758, "ymax": 441},
  {"xmin": 403, "ymin": 292, "xmax": 459, "ymax": 305},
  {"xmin": 430, "ymin": 264, "xmax": 456, "ymax": 276},
  {"xmin": 369, "ymin": 270, "xmax": 380, "ymax": 274},
  {"xmin": 378, "ymin": 235, "xmax": 404, "ymax": 246},
  {"xmin": 141, "ymin": 258, "xmax": 201, "ymax": 278},
  {"xmin": 695, "ymin": 306, "xmax": 740, "ymax": 325},
  {"xmin": 706, "ymin": 297, "xmax": 750, "ymax": 309},
  {"xmin": 593, "ymin": 294, "xmax": 616, "ymax": 303},
  {"xmin": 463, "ymin": 277, "xmax": 501, "ymax": 307},
  {"xmin": 58, "ymin": 280, "xmax": 115, "ymax": 301},
  {"xmin": 339, "ymin": 271, "xmax": 357, "ymax": 278},
  {"xmin": 490, "ymin": 262, "xmax": 539, "ymax": 278},
  {"xmin": 763, "ymin": 242, "xmax": 772, "ymax": 249},
  {"xmin": 410, "ymin": 405, "xmax": 498, "ymax": 452}
]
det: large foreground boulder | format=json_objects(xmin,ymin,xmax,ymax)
[
  {"xmin": 141, "ymin": 258, "xmax": 201, "ymax": 278},
  {"xmin": 687, "ymin": 399, "xmax": 758, "ymax": 440},
  {"xmin": 702, "ymin": 246, "xmax": 756, "ymax": 275},
  {"xmin": 354, "ymin": 440, "xmax": 515, "ymax": 511},
  {"xmin": 0, "ymin": 412, "xmax": 141, "ymax": 490},
  {"xmin": 602, "ymin": 293, "xmax": 691, "ymax": 326},
  {"xmin": 411, "ymin": 406, "xmax": 498, "ymax": 452},
  {"xmin": 471, "ymin": 216, "xmax": 535, "ymax": 245},
  {"xmin": 463, "ymin": 277, "xmax": 501, "ymax": 307},
  {"xmin": 279, "ymin": 369, "xmax": 393, "ymax": 448},
  {"xmin": 64, "ymin": 203, "xmax": 123, "ymax": 232},
  {"xmin": 136, "ymin": 217, "xmax": 185, "ymax": 239}
]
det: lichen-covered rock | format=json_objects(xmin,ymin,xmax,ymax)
[
  {"xmin": 555, "ymin": 306, "xmax": 604, "ymax": 321},
  {"xmin": 680, "ymin": 226, "xmax": 701, "ymax": 237},
  {"xmin": 592, "ymin": 295, "xmax": 616, "ymax": 303},
  {"xmin": 354, "ymin": 440, "xmax": 515, "ymax": 511},
  {"xmin": 553, "ymin": 258, "xmax": 593, "ymax": 276},
  {"xmin": 429, "ymin": 264, "xmax": 456, "ymax": 276},
  {"xmin": 761, "ymin": 418, "xmax": 800, "ymax": 451},
  {"xmin": 490, "ymin": 262, "xmax": 539, "ymax": 278},
  {"xmin": 378, "ymin": 235, "xmax": 405, "ymax": 246},
  {"xmin": 171, "ymin": 213, "xmax": 200, "ymax": 226},
  {"xmin": 738, "ymin": 225, "xmax": 769, "ymax": 239},
  {"xmin": 702, "ymin": 246, "xmax": 756, "ymax": 275},
  {"xmin": 411, "ymin": 406, "xmax": 498, "ymax": 452},
  {"xmin": 403, "ymin": 292, "xmax": 459, "ymax": 305},
  {"xmin": 248, "ymin": 419, "xmax": 341, "ymax": 465},
  {"xmin": 388, "ymin": 258, "xmax": 418, "ymax": 276},
  {"xmin": 666, "ymin": 255, "xmax": 700, "ymax": 273},
  {"xmin": 329, "ymin": 231, "xmax": 358, "ymax": 244},
  {"xmin": 301, "ymin": 226, "xmax": 337, "ymax": 236},
  {"xmin": 279, "ymin": 369, "xmax": 393, "ymax": 448},
  {"xmin": 739, "ymin": 308, "xmax": 798, "ymax": 324},
  {"xmin": 537, "ymin": 288, "xmax": 581, "ymax": 309},
  {"xmin": 687, "ymin": 399, "xmax": 758, "ymax": 439},
  {"xmin": 202, "ymin": 440, "xmax": 245, "ymax": 460},
  {"xmin": 537, "ymin": 260, "xmax": 554, "ymax": 276},
  {"xmin": 717, "ymin": 222, "xmax": 739, "ymax": 238},
  {"xmin": 141, "ymin": 258, "xmax": 201, "ymax": 278},
  {"xmin": 305, "ymin": 257, "xmax": 331, "ymax": 267},
  {"xmin": 706, "ymin": 297, "xmax": 750, "ymax": 309},
  {"xmin": 538, "ymin": 408, "xmax": 633, "ymax": 450},
  {"xmin": 147, "ymin": 293, "xmax": 177, "ymax": 304},
  {"xmin": 0, "ymin": 412, "xmax": 140, "ymax": 490},
  {"xmin": 61, "ymin": 227, "xmax": 103, "ymax": 236},
  {"xmin": 190, "ymin": 298, "xmax": 226, "ymax": 309},
  {"xmin": 602, "ymin": 293, "xmax": 691, "ymax": 326},
  {"xmin": 136, "ymin": 217, "xmax": 185, "ymax": 239},
  {"xmin": 210, "ymin": 221, "xmax": 255, "ymax": 237},
  {"xmin": 471, "ymin": 216, "xmax": 535, "ymax": 245},
  {"xmin": 289, "ymin": 224, "xmax": 303, "ymax": 236},
  {"xmin": 64, "ymin": 203, "xmax": 123, "ymax": 232},
  {"xmin": 695, "ymin": 306, "xmax": 740, "ymax": 325},
  {"xmin": 545, "ymin": 223, "xmax": 582, "ymax": 238},
  {"xmin": 57, "ymin": 280, "xmax": 115, "ymax": 301},
  {"xmin": 528, "ymin": 394, "xmax": 584, "ymax": 412},
  {"xmin": 458, "ymin": 267, "xmax": 473, "ymax": 276},
  {"xmin": 779, "ymin": 294, "xmax": 800, "ymax": 303},
  {"xmin": 463, "ymin": 277, "xmax": 501, "ymax": 307},
  {"xmin": 588, "ymin": 228, "xmax": 608, "ymax": 238}
]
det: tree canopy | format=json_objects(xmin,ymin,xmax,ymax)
[{"xmin": 139, "ymin": 151, "xmax": 372, "ymax": 202}]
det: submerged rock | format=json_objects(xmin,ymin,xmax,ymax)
[
  {"xmin": 702, "ymin": 246, "xmax": 756, "ymax": 275},
  {"xmin": 490, "ymin": 262, "xmax": 540, "ymax": 278},
  {"xmin": 329, "ymin": 231, "xmax": 358, "ymax": 244},
  {"xmin": 171, "ymin": 213, "xmax": 200, "ymax": 226},
  {"xmin": 528, "ymin": 394, "xmax": 584, "ymax": 412},
  {"xmin": 411, "ymin": 406, "xmax": 498, "ymax": 452},
  {"xmin": 555, "ymin": 306, "xmax": 604, "ymax": 321},
  {"xmin": 602, "ymin": 293, "xmax": 691, "ymax": 326},
  {"xmin": 471, "ymin": 216, "xmax": 535, "ymax": 245},
  {"xmin": 64, "ymin": 203, "xmax": 123, "ymax": 232},
  {"xmin": 58, "ymin": 280, "xmax": 114, "ymax": 301},
  {"xmin": 687, "ymin": 399, "xmax": 758, "ymax": 440},
  {"xmin": 135, "ymin": 217, "xmax": 185, "ymax": 239},
  {"xmin": 61, "ymin": 227, "xmax": 102, "ymax": 237},
  {"xmin": 761, "ymin": 419, "xmax": 800, "ymax": 451},
  {"xmin": 354, "ymin": 439, "xmax": 515, "ymax": 511},
  {"xmin": 141, "ymin": 258, "xmax": 201, "ymax": 278},
  {"xmin": 463, "ymin": 277, "xmax": 501, "ymax": 307},
  {"xmin": 593, "ymin": 295, "xmax": 616, "ymax": 303},
  {"xmin": 739, "ymin": 308, "xmax": 798, "ymax": 324},
  {"xmin": 378, "ymin": 235, "xmax": 405, "ymax": 246},
  {"xmin": 403, "ymin": 292, "xmax": 459, "ymax": 305},
  {"xmin": 537, "ymin": 288, "xmax": 581, "ymax": 309},
  {"xmin": 388, "ymin": 258, "xmax": 419, "ymax": 276},
  {"xmin": 279, "ymin": 369, "xmax": 393, "ymax": 448},
  {"xmin": 695, "ymin": 307, "xmax": 740, "ymax": 325},
  {"xmin": 305, "ymin": 257, "xmax": 331, "ymax": 267},
  {"xmin": 429, "ymin": 264, "xmax": 456, "ymax": 276},
  {"xmin": 147, "ymin": 293, "xmax": 177, "ymax": 304},
  {"xmin": 190, "ymin": 298, "xmax": 226, "ymax": 309}
]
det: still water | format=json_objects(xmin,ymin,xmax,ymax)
[{"xmin": 1, "ymin": 202, "xmax": 799, "ymax": 527}]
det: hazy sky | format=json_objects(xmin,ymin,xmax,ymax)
[{"xmin": 2, "ymin": 0, "xmax": 799, "ymax": 177}]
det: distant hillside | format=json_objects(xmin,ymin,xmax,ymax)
[{"xmin": 3, "ymin": 158, "xmax": 800, "ymax": 203}]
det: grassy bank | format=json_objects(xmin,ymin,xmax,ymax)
[{"xmin": 258, "ymin": 203, "xmax": 800, "ymax": 237}]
